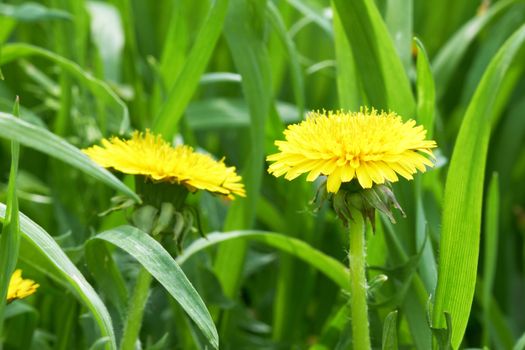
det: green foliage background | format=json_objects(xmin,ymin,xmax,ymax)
[{"xmin": 0, "ymin": 0, "xmax": 525, "ymax": 349}]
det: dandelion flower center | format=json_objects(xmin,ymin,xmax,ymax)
[
  {"xmin": 267, "ymin": 109, "xmax": 437, "ymax": 193},
  {"xmin": 83, "ymin": 130, "xmax": 245, "ymax": 199}
]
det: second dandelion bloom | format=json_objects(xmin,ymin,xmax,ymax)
[
  {"xmin": 83, "ymin": 130, "xmax": 245, "ymax": 200},
  {"xmin": 267, "ymin": 109, "xmax": 437, "ymax": 192}
]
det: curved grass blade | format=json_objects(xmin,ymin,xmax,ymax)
[
  {"xmin": 0, "ymin": 204, "xmax": 116, "ymax": 350},
  {"xmin": 332, "ymin": 0, "xmax": 415, "ymax": 117},
  {"xmin": 89, "ymin": 226, "xmax": 219, "ymax": 349},
  {"xmin": 179, "ymin": 231, "xmax": 349, "ymax": 291},
  {"xmin": 0, "ymin": 112, "xmax": 139, "ymax": 202},
  {"xmin": 433, "ymin": 24, "xmax": 525, "ymax": 348},
  {"xmin": 0, "ymin": 43, "xmax": 129, "ymax": 133},
  {"xmin": 153, "ymin": 0, "xmax": 229, "ymax": 137}
]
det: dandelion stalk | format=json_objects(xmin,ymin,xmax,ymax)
[
  {"xmin": 348, "ymin": 206, "xmax": 371, "ymax": 350},
  {"xmin": 120, "ymin": 266, "xmax": 153, "ymax": 350}
]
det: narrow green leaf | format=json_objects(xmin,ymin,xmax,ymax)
[
  {"xmin": 267, "ymin": 1, "xmax": 305, "ymax": 119},
  {"xmin": 382, "ymin": 310, "xmax": 398, "ymax": 350},
  {"xmin": 0, "ymin": 43, "xmax": 129, "ymax": 133},
  {"xmin": 84, "ymin": 240, "xmax": 128, "ymax": 321},
  {"xmin": 514, "ymin": 332, "xmax": 525, "ymax": 350},
  {"xmin": 89, "ymin": 226, "xmax": 219, "ymax": 349},
  {"xmin": 0, "ymin": 2, "xmax": 72, "ymax": 21},
  {"xmin": 179, "ymin": 231, "xmax": 349, "ymax": 291},
  {"xmin": 0, "ymin": 99, "xmax": 21, "ymax": 343},
  {"xmin": 213, "ymin": 0, "xmax": 273, "ymax": 308},
  {"xmin": 433, "ymin": 24, "xmax": 525, "ymax": 348},
  {"xmin": 414, "ymin": 37, "xmax": 438, "ymax": 293},
  {"xmin": 432, "ymin": 0, "xmax": 519, "ymax": 100},
  {"xmin": 0, "ymin": 112, "xmax": 139, "ymax": 202},
  {"xmin": 0, "ymin": 204, "xmax": 116, "ymax": 350},
  {"xmin": 414, "ymin": 37, "xmax": 436, "ymax": 139},
  {"xmin": 482, "ymin": 172, "xmax": 500, "ymax": 347},
  {"xmin": 332, "ymin": 0, "xmax": 415, "ymax": 117},
  {"xmin": 333, "ymin": 10, "xmax": 362, "ymax": 110},
  {"xmin": 153, "ymin": 0, "xmax": 229, "ymax": 137}
]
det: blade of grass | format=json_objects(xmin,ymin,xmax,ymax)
[
  {"xmin": 0, "ymin": 204, "xmax": 116, "ymax": 350},
  {"xmin": 0, "ymin": 112, "xmax": 139, "ymax": 202},
  {"xmin": 382, "ymin": 310, "xmax": 398, "ymax": 350},
  {"xmin": 0, "ymin": 99, "xmax": 20, "ymax": 349},
  {"xmin": 179, "ymin": 231, "xmax": 349, "ymax": 290},
  {"xmin": 433, "ymin": 24, "xmax": 525, "ymax": 348},
  {"xmin": 90, "ymin": 225, "xmax": 219, "ymax": 350},
  {"xmin": 152, "ymin": 0, "xmax": 229, "ymax": 137},
  {"xmin": 332, "ymin": 0, "xmax": 415, "ymax": 117},
  {"xmin": 414, "ymin": 37, "xmax": 438, "ymax": 293},
  {"xmin": 432, "ymin": 0, "xmax": 520, "ymax": 101},
  {"xmin": 267, "ymin": 1, "xmax": 304, "ymax": 119},
  {"xmin": 482, "ymin": 172, "xmax": 500, "ymax": 347},
  {"xmin": 213, "ymin": 0, "xmax": 272, "ymax": 316},
  {"xmin": 333, "ymin": 10, "xmax": 362, "ymax": 110},
  {"xmin": 0, "ymin": 43, "xmax": 129, "ymax": 133}
]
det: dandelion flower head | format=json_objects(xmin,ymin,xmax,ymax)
[
  {"xmin": 83, "ymin": 130, "xmax": 245, "ymax": 199},
  {"xmin": 267, "ymin": 109, "xmax": 436, "ymax": 193},
  {"xmin": 7, "ymin": 269, "xmax": 39, "ymax": 303}
]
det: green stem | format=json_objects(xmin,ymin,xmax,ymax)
[
  {"xmin": 120, "ymin": 266, "xmax": 153, "ymax": 350},
  {"xmin": 348, "ymin": 207, "xmax": 371, "ymax": 350}
]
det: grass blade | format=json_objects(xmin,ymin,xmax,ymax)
[
  {"xmin": 0, "ymin": 112, "xmax": 139, "ymax": 202},
  {"xmin": 382, "ymin": 310, "xmax": 399, "ymax": 350},
  {"xmin": 432, "ymin": 0, "xmax": 519, "ymax": 101},
  {"xmin": 0, "ymin": 99, "xmax": 21, "ymax": 347},
  {"xmin": 153, "ymin": 0, "xmax": 229, "ymax": 137},
  {"xmin": 332, "ymin": 0, "xmax": 415, "ymax": 117},
  {"xmin": 179, "ymin": 231, "xmax": 349, "ymax": 291},
  {"xmin": 0, "ymin": 204, "xmax": 116, "ymax": 350},
  {"xmin": 0, "ymin": 43, "xmax": 129, "ymax": 133},
  {"xmin": 433, "ymin": 24, "xmax": 525, "ymax": 347},
  {"xmin": 482, "ymin": 172, "xmax": 500, "ymax": 347},
  {"xmin": 90, "ymin": 225, "xmax": 219, "ymax": 349}
]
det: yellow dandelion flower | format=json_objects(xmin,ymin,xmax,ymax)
[
  {"xmin": 267, "ymin": 109, "xmax": 437, "ymax": 193},
  {"xmin": 7, "ymin": 269, "xmax": 39, "ymax": 303},
  {"xmin": 83, "ymin": 130, "xmax": 245, "ymax": 199}
]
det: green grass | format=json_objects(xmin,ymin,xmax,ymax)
[{"xmin": 1, "ymin": 0, "xmax": 525, "ymax": 349}]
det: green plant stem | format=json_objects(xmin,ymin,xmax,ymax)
[
  {"xmin": 120, "ymin": 266, "xmax": 153, "ymax": 350},
  {"xmin": 348, "ymin": 206, "xmax": 371, "ymax": 350}
]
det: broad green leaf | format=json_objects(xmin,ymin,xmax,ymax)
[
  {"xmin": 332, "ymin": 0, "xmax": 415, "ymax": 117},
  {"xmin": 179, "ymin": 231, "xmax": 349, "ymax": 291},
  {"xmin": 0, "ymin": 204, "xmax": 116, "ymax": 350},
  {"xmin": 433, "ymin": 24, "xmax": 525, "ymax": 348},
  {"xmin": 382, "ymin": 310, "xmax": 398, "ymax": 350},
  {"xmin": 0, "ymin": 112, "xmax": 139, "ymax": 202},
  {"xmin": 153, "ymin": 0, "xmax": 229, "ymax": 137},
  {"xmin": 89, "ymin": 226, "xmax": 219, "ymax": 349},
  {"xmin": 0, "ymin": 43, "xmax": 129, "ymax": 133}
]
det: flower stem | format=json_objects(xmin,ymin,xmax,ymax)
[
  {"xmin": 120, "ymin": 266, "xmax": 152, "ymax": 350},
  {"xmin": 348, "ymin": 206, "xmax": 371, "ymax": 350}
]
